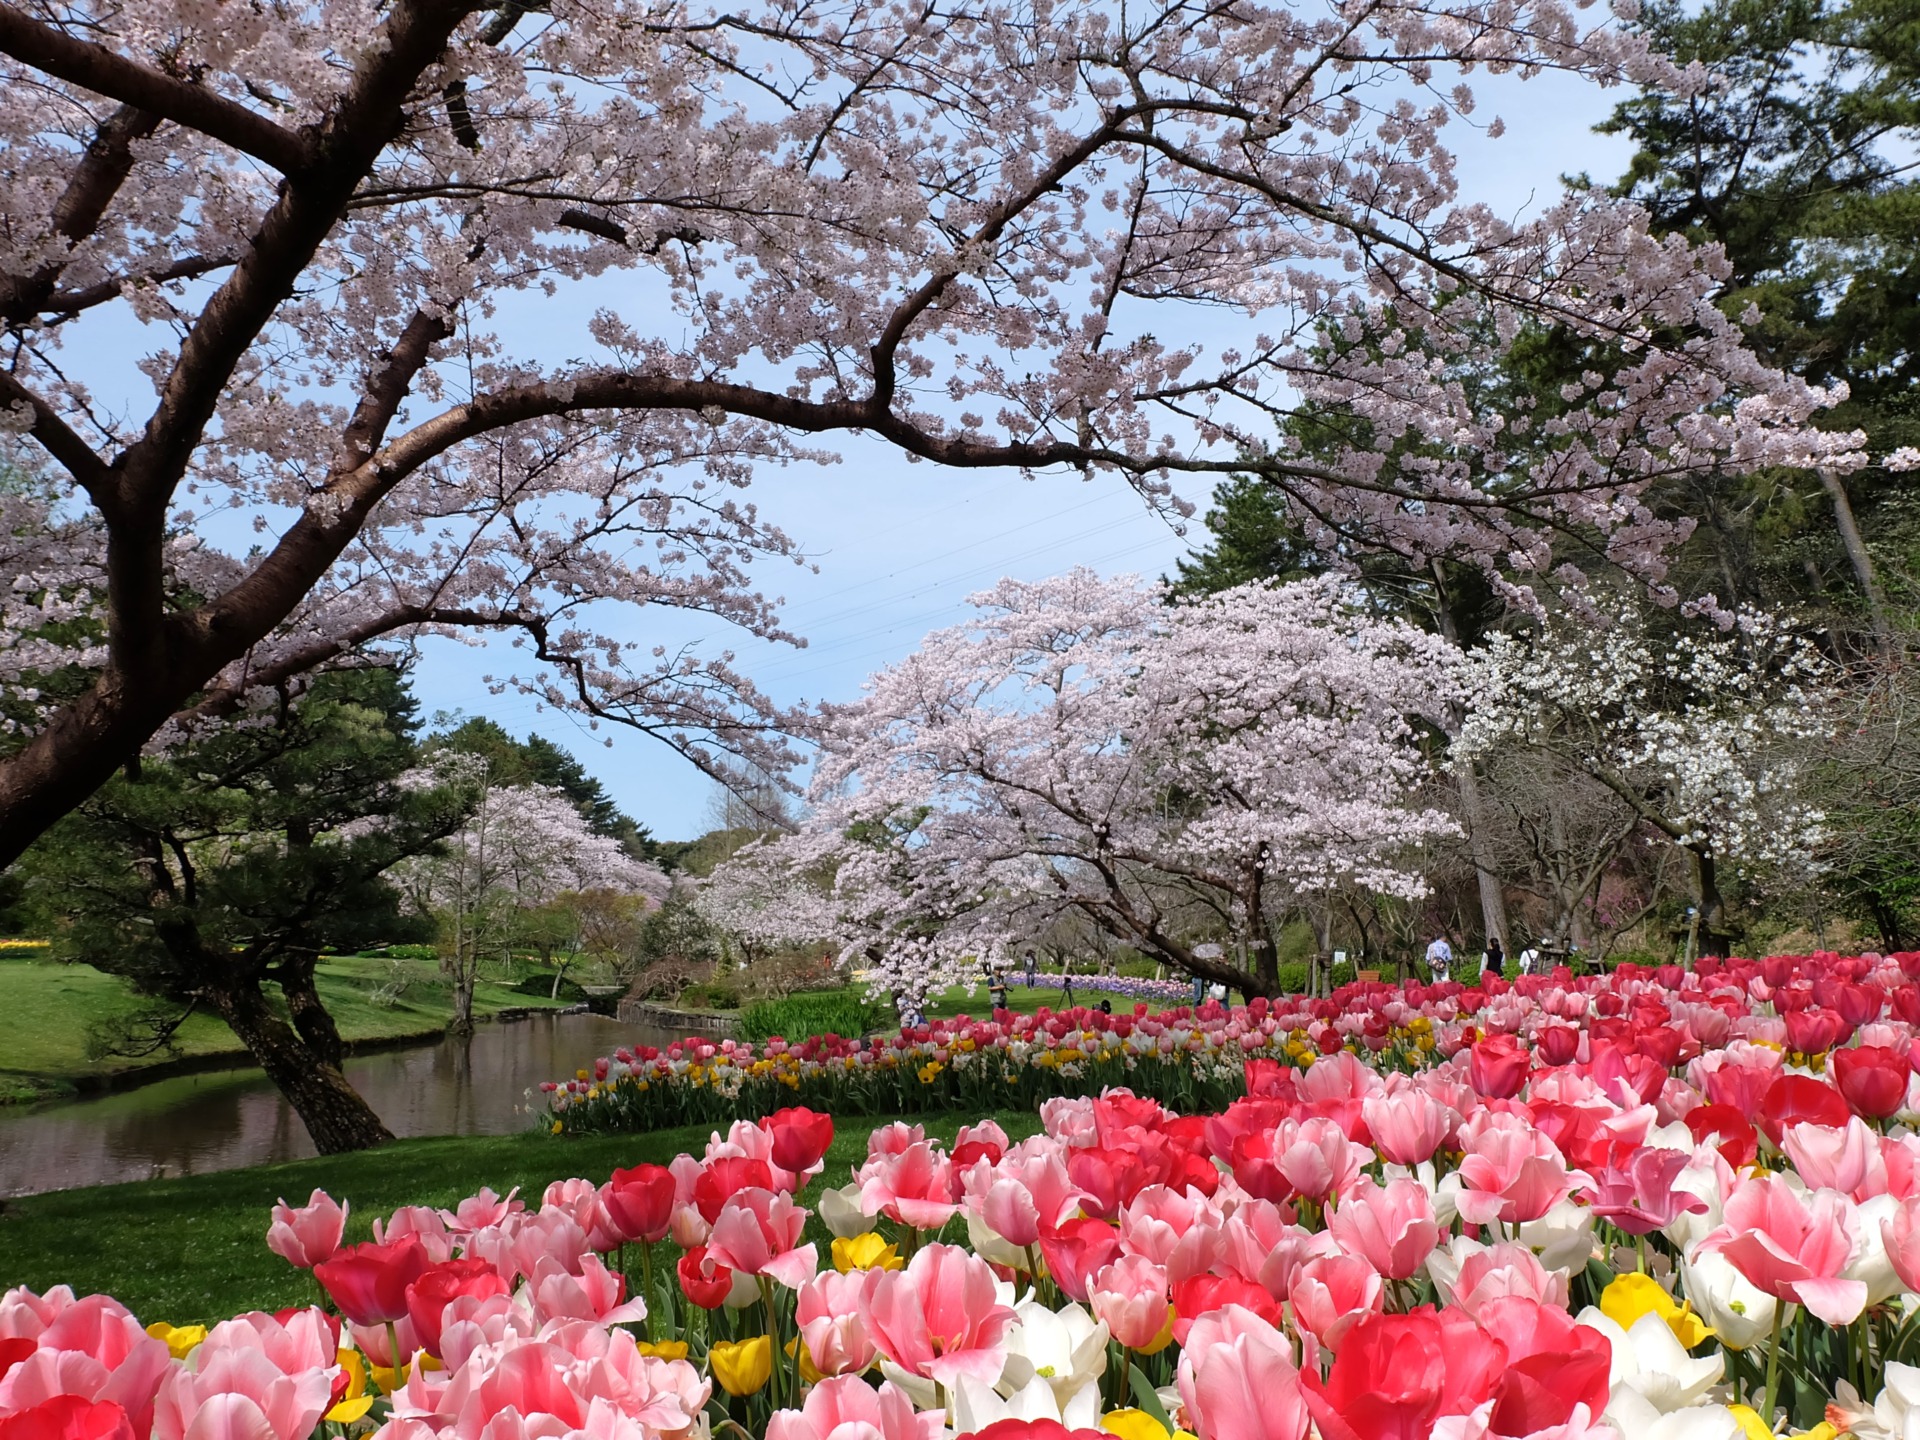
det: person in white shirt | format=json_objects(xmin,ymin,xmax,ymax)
[{"xmin": 1425, "ymin": 936, "xmax": 1453, "ymax": 982}]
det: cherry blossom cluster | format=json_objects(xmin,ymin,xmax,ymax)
[
  {"xmin": 713, "ymin": 572, "xmax": 1463, "ymax": 1003},
  {"xmin": 0, "ymin": 0, "xmax": 1882, "ymax": 863}
]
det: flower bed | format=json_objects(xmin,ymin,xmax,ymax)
[{"xmin": 11, "ymin": 950, "xmax": 1920, "ymax": 1439}]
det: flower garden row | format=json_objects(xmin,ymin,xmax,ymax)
[
  {"xmin": 9, "ymin": 950, "xmax": 1920, "ymax": 1439},
  {"xmin": 539, "ymin": 952, "xmax": 1920, "ymax": 1134}
]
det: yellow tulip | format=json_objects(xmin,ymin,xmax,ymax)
[
  {"xmin": 709, "ymin": 1336, "xmax": 774, "ymax": 1397},
  {"xmin": 636, "ymin": 1341, "xmax": 690, "ymax": 1362},
  {"xmin": 144, "ymin": 1322, "xmax": 207, "ymax": 1361},
  {"xmin": 784, "ymin": 1337, "xmax": 825, "ymax": 1386},
  {"xmin": 1101, "ymin": 1410, "xmax": 1196, "ymax": 1440},
  {"xmin": 832, "ymin": 1233, "xmax": 905, "ymax": 1273},
  {"xmin": 1599, "ymin": 1273, "xmax": 1714, "ymax": 1348}
]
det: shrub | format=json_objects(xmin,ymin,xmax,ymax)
[
  {"xmin": 677, "ymin": 981, "xmax": 742, "ymax": 1010},
  {"xmin": 737, "ymin": 990, "xmax": 885, "ymax": 1043}
]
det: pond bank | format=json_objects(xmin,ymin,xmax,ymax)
[{"xmin": 0, "ymin": 954, "xmax": 573, "ymax": 1105}]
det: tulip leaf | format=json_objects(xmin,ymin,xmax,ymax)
[{"xmin": 1129, "ymin": 1361, "xmax": 1173, "ymax": 1431}]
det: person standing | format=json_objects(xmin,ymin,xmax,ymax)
[
  {"xmin": 1024, "ymin": 949, "xmax": 1038, "ymax": 989},
  {"xmin": 1425, "ymin": 935, "xmax": 1453, "ymax": 983},
  {"xmin": 1484, "ymin": 935, "xmax": 1505, "ymax": 981}
]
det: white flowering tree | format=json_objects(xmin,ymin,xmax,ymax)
[
  {"xmin": 1453, "ymin": 611, "xmax": 1834, "ymax": 955},
  {"xmin": 764, "ymin": 571, "xmax": 1462, "ymax": 1002},
  {"xmin": 695, "ymin": 844, "xmax": 838, "ymax": 971},
  {"xmin": 0, "ymin": 0, "xmax": 1872, "ymax": 869},
  {"xmin": 389, "ymin": 763, "xmax": 668, "ymax": 1030}
]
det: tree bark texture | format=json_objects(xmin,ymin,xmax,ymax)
[{"xmin": 207, "ymin": 981, "xmax": 395, "ymax": 1153}]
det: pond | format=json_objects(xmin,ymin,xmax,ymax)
[{"xmin": 0, "ymin": 1012, "xmax": 684, "ymax": 1198}]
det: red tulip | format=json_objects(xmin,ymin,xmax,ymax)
[
  {"xmin": 1684, "ymin": 1103, "xmax": 1759, "ymax": 1168},
  {"xmin": 694, "ymin": 1157, "xmax": 774, "ymax": 1223},
  {"xmin": 1535, "ymin": 1025, "xmax": 1578, "ymax": 1067},
  {"xmin": 1832, "ymin": 1045, "xmax": 1911, "ymax": 1120},
  {"xmin": 1065, "ymin": 1147, "xmax": 1156, "ymax": 1220},
  {"xmin": 0, "ymin": 1338, "xmax": 34, "ymax": 1383},
  {"xmin": 314, "ymin": 1237, "xmax": 431, "ymax": 1326},
  {"xmin": 0, "ymin": 1398, "xmax": 135, "ymax": 1440},
  {"xmin": 1783, "ymin": 1008, "xmax": 1844, "ymax": 1056},
  {"xmin": 1302, "ymin": 1308, "xmax": 1503, "ymax": 1440},
  {"xmin": 1467, "ymin": 1036, "xmax": 1529, "ymax": 1100},
  {"xmin": 677, "ymin": 1245, "xmax": 737, "ymax": 1309},
  {"xmin": 969, "ymin": 1423, "xmax": 1107, "ymax": 1440},
  {"xmin": 1170, "ymin": 1274, "xmax": 1284, "ymax": 1347},
  {"xmin": 1757, "ymin": 1074, "xmax": 1852, "ymax": 1147},
  {"xmin": 1036, "ymin": 1217, "xmax": 1123, "ymax": 1303},
  {"xmin": 600, "ymin": 1163, "xmax": 677, "ymax": 1244},
  {"xmin": 764, "ymin": 1107, "xmax": 835, "ymax": 1174},
  {"xmin": 406, "ymin": 1258, "xmax": 511, "ymax": 1356}
]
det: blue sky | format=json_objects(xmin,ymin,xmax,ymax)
[{"xmin": 416, "ymin": 65, "xmax": 1639, "ymax": 840}]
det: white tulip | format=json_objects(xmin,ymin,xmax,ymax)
[
  {"xmin": 996, "ymin": 1300, "xmax": 1109, "ymax": 1404},
  {"xmin": 1602, "ymin": 1392, "xmax": 1744, "ymax": 1440},
  {"xmin": 817, "ymin": 1183, "xmax": 871, "ymax": 1239},
  {"xmin": 953, "ymin": 1373, "xmax": 1101, "ymax": 1434}
]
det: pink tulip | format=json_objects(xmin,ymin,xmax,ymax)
[
  {"xmin": 438, "ymin": 1187, "xmax": 522, "ymax": 1237},
  {"xmin": 1326, "ymin": 1176, "xmax": 1441, "ymax": 1281},
  {"xmin": 197, "ymin": 1311, "xmax": 337, "ymax": 1378},
  {"xmin": 1176, "ymin": 1305, "xmax": 1309, "ymax": 1440},
  {"xmin": 1287, "ymin": 1255, "xmax": 1383, "ymax": 1353},
  {"xmin": 1696, "ymin": 1172, "xmax": 1868, "ymax": 1324},
  {"xmin": 796, "ymin": 1272, "xmax": 881, "ymax": 1377},
  {"xmin": 152, "ymin": 1344, "xmax": 337, "ymax": 1440},
  {"xmin": 1454, "ymin": 1126, "xmax": 1581, "ymax": 1226},
  {"xmin": 706, "ymin": 1189, "xmax": 818, "ymax": 1289},
  {"xmin": 861, "ymin": 1244, "xmax": 1013, "ymax": 1389},
  {"xmin": 1438, "ymin": 1241, "xmax": 1570, "ymax": 1320},
  {"xmin": 265, "ymin": 1191, "xmax": 348, "ymax": 1270},
  {"xmin": 506, "ymin": 1212, "xmax": 591, "ymax": 1283},
  {"xmin": 526, "ymin": 1256, "xmax": 649, "ymax": 1327},
  {"xmin": 963, "ymin": 1147, "xmax": 1081, "ymax": 1248},
  {"xmin": 766, "ymin": 1377, "xmax": 939, "ymax": 1440},
  {"xmin": 1119, "ymin": 1186, "xmax": 1225, "ymax": 1284},
  {"xmin": 857, "ymin": 1143, "xmax": 959, "ymax": 1231},
  {"xmin": 0, "ymin": 1286, "xmax": 77, "ymax": 1344},
  {"xmin": 1268, "ymin": 1117, "xmax": 1370, "ymax": 1204},
  {"xmin": 1361, "ymin": 1090, "xmax": 1457, "ymax": 1167},
  {"xmin": 1882, "ymin": 1196, "xmax": 1920, "ymax": 1295},
  {"xmin": 1584, "ymin": 1148, "xmax": 1709, "ymax": 1236},
  {"xmin": 1088, "ymin": 1255, "xmax": 1172, "ymax": 1351},
  {"xmin": 1783, "ymin": 1118, "xmax": 1889, "ymax": 1200},
  {"xmin": 0, "ymin": 1297, "xmax": 171, "ymax": 1439}
]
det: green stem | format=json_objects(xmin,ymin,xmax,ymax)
[
  {"xmin": 642, "ymin": 1243, "xmax": 656, "ymax": 1343},
  {"xmin": 385, "ymin": 1321, "xmax": 403, "ymax": 1394},
  {"xmin": 1761, "ymin": 1303, "xmax": 1787, "ymax": 1432}
]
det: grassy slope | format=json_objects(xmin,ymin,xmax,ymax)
[
  {"xmin": 0, "ymin": 954, "xmax": 566, "ymax": 1100},
  {"xmin": 0, "ymin": 1110, "xmax": 1043, "ymax": 1324}
]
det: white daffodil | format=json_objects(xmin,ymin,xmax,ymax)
[
  {"xmin": 1677, "ymin": 1250, "xmax": 1777, "ymax": 1350},
  {"xmin": 1575, "ymin": 1308, "xmax": 1722, "ymax": 1412},
  {"xmin": 1831, "ymin": 1362, "xmax": 1920, "ymax": 1440},
  {"xmin": 996, "ymin": 1299, "xmax": 1108, "ymax": 1405},
  {"xmin": 1601, "ymin": 1392, "xmax": 1745, "ymax": 1440}
]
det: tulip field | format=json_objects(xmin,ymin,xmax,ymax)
[{"xmin": 12, "ymin": 954, "xmax": 1920, "ymax": 1440}]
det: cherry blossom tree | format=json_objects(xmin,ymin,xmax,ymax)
[
  {"xmin": 695, "ymin": 843, "xmax": 838, "ymax": 970},
  {"xmin": 388, "ymin": 764, "xmax": 669, "ymax": 1031},
  {"xmin": 0, "ymin": 0, "xmax": 1869, "ymax": 868},
  {"xmin": 758, "ymin": 570, "xmax": 1461, "ymax": 1001},
  {"xmin": 1452, "ymin": 609, "xmax": 1834, "ymax": 955}
]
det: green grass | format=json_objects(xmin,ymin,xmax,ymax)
[
  {"xmin": 0, "ymin": 954, "xmax": 568, "ymax": 1100},
  {"xmin": 0, "ymin": 1110, "xmax": 1042, "ymax": 1324}
]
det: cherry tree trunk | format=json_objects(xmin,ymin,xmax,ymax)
[{"xmin": 208, "ymin": 983, "xmax": 395, "ymax": 1153}]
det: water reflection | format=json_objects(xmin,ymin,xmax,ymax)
[{"xmin": 0, "ymin": 1013, "xmax": 679, "ymax": 1197}]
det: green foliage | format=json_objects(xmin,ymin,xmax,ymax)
[
  {"xmin": 14, "ymin": 669, "xmax": 470, "ymax": 1063},
  {"xmin": 378, "ymin": 944, "xmax": 440, "ymax": 961},
  {"xmin": 738, "ymin": 990, "xmax": 884, "ymax": 1043},
  {"xmin": 676, "ymin": 981, "xmax": 742, "ymax": 1010},
  {"xmin": 0, "ymin": 1111, "xmax": 1042, "ymax": 1324}
]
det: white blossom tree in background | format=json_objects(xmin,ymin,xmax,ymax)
[
  {"xmin": 1453, "ymin": 611, "xmax": 1834, "ymax": 956},
  {"xmin": 694, "ymin": 844, "xmax": 838, "ymax": 972},
  {"xmin": 0, "ymin": 0, "xmax": 1874, "ymax": 867},
  {"xmin": 389, "ymin": 761, "xmax": 668, "ymax": 1030},
  {"xmin": 751, "ymin": 571, "xmax": 1462, "ymax": 1002}
]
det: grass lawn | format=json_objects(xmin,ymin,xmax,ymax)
[
  {"xmin": 921, "ymin": 981, "xmax": 1152, "ymax": 1021},
  {"xmin": 0, "ymin": 1110, "xmax": 1042, "ymax": 1324},
  {"xmin": 0, "ymin": 953, "xmax": 567, "ymax": 1103}
]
